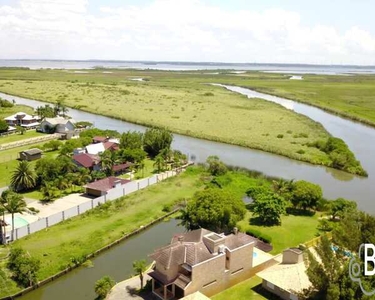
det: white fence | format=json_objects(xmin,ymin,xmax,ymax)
[{"xmin": 7, "ymin": 169, "xmax": 180, "ymax": 242}]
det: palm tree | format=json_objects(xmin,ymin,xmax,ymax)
[
  {"xmin": 100, "ymin": 150, "xmax": 118, "ymax": 176},
  {"xmin": 132, "ymin": 259, "xmax": 147, "ymax": 289},
  {"xmin": 0, "ymin": 206, "xmax": 6, "ymax": 244},
  {"xmin": 1, "ymin": 191, "xmax": 27, "ymax": 241},
  {"xmin": 74, "ymin": 168, "xmax": 92, "ymax": 186},
  {"xmin": 55, "ymin": 176, "xmax": 69, "ymax": 190},
  {"xmin": 16, "ymin": 125, "xmax": 26, "ymax": 135},
  {"xmin": 94, "ymin": 276, "xmax": 115, "ymax": 299},
  {"xmin": 153, "ymin": 154, "xmax": 165, "ymax": 173},
  {"xmin": 11, "ymin": 161, "xmax": 37, "ymax": 191},
  {"xmin": 40, "ymin": 181, "xmax": 59, "ymax": 202}
]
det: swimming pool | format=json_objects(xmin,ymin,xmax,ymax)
[{"xmin": 5, "ymin": 216, "xmax": 29, "ymax": 228}]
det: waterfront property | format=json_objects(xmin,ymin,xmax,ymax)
[
  {"xmin": 84, "ymin": 176, "xmax": 130, "ymax": 197},
  {"xmin": 39, "ymin": 117, "xmax": 75, "ymax": 134},
  {"xmin": 149, "ymin": 227, "xmax": 256, "ymax": 299},
  {"xmin": 4, "ymin": 111, "xmax": 39, "ymax": 129},
  {"xmin": 19, "ymin": 148, "xmax": 43, "ymax": 161},
  {"xmin": 257, "ymin": 248, "xmax": 311, "ymax": 300}
]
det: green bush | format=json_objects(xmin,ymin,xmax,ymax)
[
  {"xmin": 296, "ymin": 149, "xmax": 305, "ymax": 155},
  {"xmin": 277, "ymin": 134, "xmax": 284, "ymax": 139},
  {"xmin": 246, "ymin": 228, "xmax": 273, "ymax": 243},
  {"xmin": 203, "ymin": 92, "xmax": 214, "ymax": 96}
]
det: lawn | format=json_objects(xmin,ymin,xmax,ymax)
[
  {"xmin": 5, "ymin": 167, "xmax": 204, "ymax": 282},
  {"xmin": 212, "ymin": 276, "xmax": 269, "ymax": 300},
  {"xmin": 0, "ymin": 69, "xmax": 348, "ymax": 171},
  {"xmin": 0, "ymin": 130, "xmax": 45, "ymax": 145},
  {"xmin": 237, "ymin": 211, "xmax": 320, "ymax": 254},
  {"xmin": 0, "ymin": 143, "xmax": 59, "ymax": 189}
]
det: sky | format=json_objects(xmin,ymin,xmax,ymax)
[{"xmin": 0, "ymin": 0, "xmax": 375, "ymax": 65}]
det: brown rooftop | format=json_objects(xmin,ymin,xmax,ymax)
[
  {"xmin": 84, "ymin": 176, "xmax": 130, "ymax": 192},
  {"xmin": 149, "ymin": 228, "xmax": 255, "ymax": 270}
]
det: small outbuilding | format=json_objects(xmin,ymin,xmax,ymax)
[
  {"xmin": 19, "ymin": 148, "xmax": 43, "ymax": 161},
  {"xmin": 84, "ymin": 176, "xmax": 130, "ymax": 197}
]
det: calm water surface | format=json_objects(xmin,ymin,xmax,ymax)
[{"xmin": 20, "ymin": 219, "xmax": 181, "ymax": 300}]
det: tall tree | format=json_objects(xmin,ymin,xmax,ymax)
[
  {"xmin": 153, "ymin": 154, "xmax": 166, "ymax": 173},
  {"xmin": 251, "ymin": 193, "xmax": 287, "ymax": 225},
  {"xmin": 143, "ymin": 128, "xmax": 173, "ymax": 157},
  {"xmin": 100, "ymin": 150, "xmax": 118, "ymax": 176},
  {"xmin": 133, "ymin": 260, "xmax": 147, "ymax": 289},
  {"xmin": 329, "ymin": 198, "xmax": 357, "ymax": 220},
  {"xmin": 11, "ymin": 161, "xmax": 37, "ymax": 191},
  {"xmin": 290, "ymin": 180, "xmax": 322, "ymax": 211},
  {"xmin": 1, "ymin": 192, "xmax": 27, "ymax": 241},
  {"xmin": 179, "ymin": 188, "xmax": 246, "ymax": 233},
  {"xmin": 119, "ymin": 131, "xmax": 143, "ymax": 150}
]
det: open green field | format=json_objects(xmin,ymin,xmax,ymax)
[
  {"xmin": 0, "ymin": 68, "xmax": 354, "ymax": 172},
  {"xmin": 213, "ymin": 72, "xmax": 375, "ymax": 126},
  {"xmin": 0, "ymin": 130, "xmax": 44, "ymax": 145},
  {"xmin": 237, "ymin": 211, "xmax": 320, "ymax": 254}
]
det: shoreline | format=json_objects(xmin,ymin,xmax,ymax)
[
  {"xmin": 235, "ymin": 85, "xmax": 375, "ymax": 129},
  {"xmin": 0, "ymin": 90, "xmax": 367, "ymax": 177},
  {"xmin": 0, "ymin": 210, "xmax": 179, "ymax": 300}
]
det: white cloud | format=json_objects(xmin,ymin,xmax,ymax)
[{"xmin": 0, "ymin": 0, "xmax": 375, "ymax": 64}]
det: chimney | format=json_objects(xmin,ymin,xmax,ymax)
[
  {"xmin": 282, "ymin": 248, "xmax": 303, "ymax": 264},
  {"xmin": 233, "ymin": 227, "xmax": 238, "ymax": 235},
  {"xmin": 178, "ymin": 236, "xmax": 184, "ymax": 243}
]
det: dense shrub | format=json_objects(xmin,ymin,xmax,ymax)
[
  {"xmin": 246, "ymin": 228, "xmax": 273, "ymax": 243},
  {"xmin": 7, "ymin": 248, "xmax": 40, "ymax": 287},
  {"xmin": 277, "ymin": 134, "xmax": 284, "ymax": 139},
  {"xmin": 0, "ymin": 98, "xmax": 13, "ymax": 107},
  {"xmin": 0, "ymin": 120, "xmax": 9, "ymax": 133},
  {"xmin": 309, "ymin": 137, "xmax": 367, "ymax": 176}
]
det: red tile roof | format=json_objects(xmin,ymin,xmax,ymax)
[
  {"xmin": 85, "ymin": 176, "xmax": 130, "ymax": 192},
  {"xmin": 112, "ymin": 162, "xmax": 133, "ymax": 172},
  {"xmin": 73, "ymin": 153, "xmax": 100, "ymax": 168},
  {"xmin": 93, "ymin": 136, "xmax": 107, "ymax": 143},
  {"xmin": 103, "ymin": 141, "xmax": 119, "ymax": 151}
]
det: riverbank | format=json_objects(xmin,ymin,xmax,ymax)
[
  {"xmin": 215, "ymin": 73, "xmax": 375, "ymax": 128},
  {"xmin": 0, "ymin": 166, "xmax": 324, "ymax": 299},
  {"xmin": 0, "ymin": 70, "xmax": 366, "ymax": 175}
]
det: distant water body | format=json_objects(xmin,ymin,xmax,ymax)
[{"xmin": 1, "ymin": 59, "xmax": 375, "ymax": 75}]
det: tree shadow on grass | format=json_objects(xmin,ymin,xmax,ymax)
[
  {"xmin": 249, "ymin": 216, "xmax": 280, "ymax": 227},
  {"xmin": 252, "ymin": 283, "xmax": 283, "ymax": 299},
  {"xmin": 286, "ymin": 207, "xmax": 315, "ymax": 217}
]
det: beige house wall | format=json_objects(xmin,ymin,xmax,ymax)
[{"xmin": 262, "ymin": 280, "xmax": 298, "ymax": 300}]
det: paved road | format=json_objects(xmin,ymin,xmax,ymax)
[{"xmin": 107, "ymin": 273, "xmax": 152, "ymax": 300}]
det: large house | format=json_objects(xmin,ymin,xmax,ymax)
[
  {"xmin": 149, "ymin": 228, "xmax": 255, "ymax": 299},
  {"xmin": 4, "ymin": 112, "xmax": 39, "ymax": 129},
  {"xmin": 39, "ymin": 117, "xmax": 75, "ymax": 134},
  {"xmin": 257, "ymin": 248, "xmax": 311, "ymax": 300}
]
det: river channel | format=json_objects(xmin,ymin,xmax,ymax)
[
  {"xmin": 0, "ymin": 87, "xmax": 373, "ymax": 211},
  {"xmin": 1, "ymin": 84, "xmax": 374, "ymax": 299}
]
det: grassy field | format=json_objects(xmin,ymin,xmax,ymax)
[
  {"xmin": 0, "ymin": 167, "xmax": 205, "ymax": 298},
  {"xmin": 0, "ymin": 143, "xmax": 59, "ymax": 189},
  {"xmin": 237, "ymin": 211, "xmax": 320, "ymax": 254},
  {"xmin": 213, "ymin": 72, "xmax": 375, "ymax": 126},
  {"xmin": 0, "ymin": 130, "xmax": 44, "ymax": 145},
  {"xmin": 0, "ymin": 68, "xmax": 353, "ymax": 172},
  {"xmin": 212, "ymin": 276, "xmax": 270, "ymax": 300}
]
